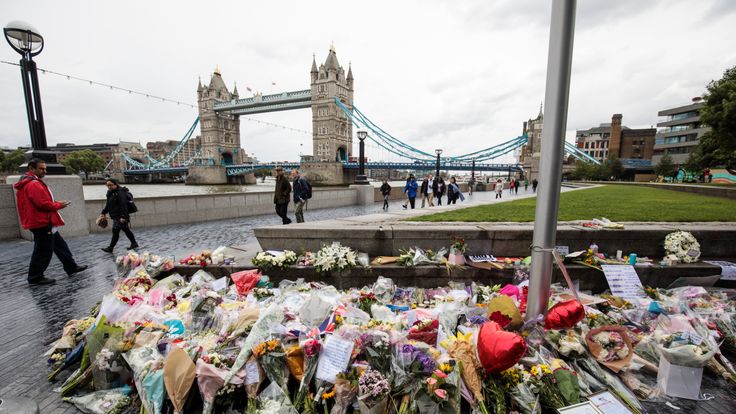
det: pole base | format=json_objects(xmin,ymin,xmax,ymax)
[
  {"xmin": 18, "ymin": 149, "xmax": 66, "ymax": 175},
  {"xmin": 354, "ymin": 174, "xmax": 370, "ymax": 185}
]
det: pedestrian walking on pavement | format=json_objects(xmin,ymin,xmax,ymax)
[
  {"xmin": 433, "ymin": 176, "xmax": 446, "ymax": 206},
  {"xmin": 524, "ymin": 178, "xmax": 529, "ymax": 192},
  {"xmin": 380, "ymin": 179, "xmax": 391, "ymax": 210},
  {"xmin": 403, "ymin": 175, "xmax": 418, "ymax": 209},
  {"xmin": 291, "ymin": 169, "xmax": 311, "ymax": 223},
  {"xmin": 401, "ymin": 175, "xmax": 413, "ymax": 209},
  {"xmin": 14, "ymin": 159, "xmax": 88, "ymax": 286},
  {"xmin": 532, "ymin": 178, "xmax": 538, "ymax": 193},
  {"xmin": 514, "ymin": 178, "xmax": 519, "ymax": 195},
  {"xmin": 100, "ymin": 179, "xmax": 138, "ymax": 253},
  {"xmin": 468, "ymin": 177, "xmax": 474, "ymax": 196},
  {"xmin": 273, "ymin": 166, "xmax": 292, "ymax": 224},
  {"xmin": 447, "ymin": 177, "xmax": 465, "ymax": 204},
  {"xmin": 420, "ymin": 174, "xmax": 434, "ymax": 208},
  {"xmin": 494, "ymin": 179, "xmax": 504, "ymax": 199},
  {"xmin": 509, "ymin": 178, "xmax": 516, "ymax": 195}
]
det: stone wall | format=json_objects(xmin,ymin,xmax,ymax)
[
  {"xmin": 85, "ymin": 187, "xmax": 358, "ymax": 233},
  {"xmin": 0, "ymin": 184, "xmax": 20, "ymax": 240}
]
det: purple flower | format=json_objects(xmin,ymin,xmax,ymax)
[
  {"xmin": 469, "ymin": 315, "xmax": 487, "ymax": 325},
  {"xmin": 401, "ymin": 344, "xmax": 417, "ymax": 354},
  {"xmin": 415, "ymin": 350, "xmax": 437, "ymax": 373}
]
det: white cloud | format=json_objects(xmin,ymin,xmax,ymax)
[{"xmin": 1, "ymin": 0, "xmax": 734, "ymax": 163}]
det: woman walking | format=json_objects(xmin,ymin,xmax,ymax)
[
  {"xmin": 494, "ymin": 179, "xmax": 504, "ymax": 199},
  {"xmin": 380, "ymin": 179, "xmax": 391, "ymax": 210},
  {"xmin": 403, "ymin": 175, "xmax": 418, "ymax": 209},
  {"xmin": 100, "ymin": 179, "xmax": 138, "ymax": 252},
  {"xmin": 447, "ymin": 177, "xmax": 465, "ymax": 204}
]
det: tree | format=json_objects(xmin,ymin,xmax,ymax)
[
  {"xmin": 690, "ymin": 65, "xmax": 736, "ymax": 169},
  {"xmin": 607, "ymin": 156, "xmax": 624, "ymax": 180},
  {"xmin": 0, "ymin": 149, "xmax": 26, "ymax": 173},
  {"xmin": 655, "ymin": 154, "xmax": 675, "ymax": 179},
  {"xmin": 61, "ymin": 149, "xmax": 105, "ymax": 179}
]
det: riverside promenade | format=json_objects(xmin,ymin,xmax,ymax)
[
  {"xmin": 1, "ymin": 183, "xmax": 734, "ymax": 413},
  {"xmin": 0, "ymin": 186, "xmax": 520, "ymax": 412}
]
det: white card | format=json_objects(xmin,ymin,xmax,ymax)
[
  {"xmin": 601, "ymin": 265, "xmax": 646, "ymax": 299},
  {"xmin": 704, "ymin": 260, "xmax": 736, "ymax": 280},
  {"xmin": 315, "ymin": 335, "xmax": 354, "ymax": 384},
  {"xmin": 209, "ymin": 277, "xmax": 228, "ymax": 292},
  {"xmin": 245, "ymin": 360, "xmax": 261, "ymax": 385}
]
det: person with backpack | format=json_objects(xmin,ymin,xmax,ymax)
[
  {"xmin": 380, "ymin": 179, "xmax": 391, "ymax": 210},
  {"xmin": 100, "ymin": 178, "xmax": 138, "ymax": 252},
  {"xmin": 14, "ymin": 159, "xmax": 88, "ymax": 285},
  {"xmin": 291, "ymin": 169, "xmax": 311, "ymax": 223}
]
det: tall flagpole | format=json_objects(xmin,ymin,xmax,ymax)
[{"xmin": 526, "ymin": 0, "xmax": 577, "ymax": 320}]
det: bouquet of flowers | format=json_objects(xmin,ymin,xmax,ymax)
[
  {"xmin": 498, "ymin": 365, "xmax": 537, "ymax": 414},
  {"xmin": 179, "ymin": 249, "xmax": 213, "ymax": 267},
  {"xmin": 585, "ymin": 326, "xmax": 633, "ymax": 373},
  {"xmin": 294, "ymin": 335, "xmax": 322, "ymax": 411},
  {"xmin": 449, "ymin": 236, "xmax": 467, "ymax": 255},
  {"xmin": 256, "ymin": 382, "xmax": 298, "ymax": 414},
  {"xmin": 475, "ymin": 284, "xmax": 500, "ymax": 304},
  {"xmin": 528, "ymin": 363, "xmax": 567, "ymax": 410},
  {"xmin": 330, "ymin": 368, "xmax": 360, "ymax": 414},
  {"xmin": 357, "ymin": 368, "xmax": 390, "ymax": 414},
  {"xmin": 358, "ymin": 330, "xmax": 392, "ymax": 376},
  {"xmin": 440, "ymin": 332, "xmax": 487, "ymax": 413},
  {"xmin": 314, "ymin": 243, "xmax": 358, "ymax": 273},
  {"xmin": 407, "ymin": 319, "xmax": 440, "ymax": 346},
  {"xmin": 251, "ymin": 250, "xmax": 298, "ymax": 270},
  {"xmin": 113, "ymin": 267, "xmax": 154, "ymax": 305},
  {"xmin": 545, "ymin": 329, "xmax": 587, "ymax": 357},
  {"xmin": 252, "ymin": 287, "xmax": 275, "ymax": 301},
  {"xmin": 357, "ymin": 292, "xmax": 379, "ymax": 315},
  {"xmin": 415, "ymin": 365, "xmax": 460, "ymax": 414},
  {"xmin": 253, "ymin": 338, "xmax": 289, "ymax": 389},
  {"xmin": 62, "ymin": 387, "xmax": 132, "ymax": 414},
  {"xmin": 664, "ymin": 230, "xmax": 701, "ymax": 263},
  {"xmin": 397, "ymin": 247, "xmax": 448, "ymax": 267}
]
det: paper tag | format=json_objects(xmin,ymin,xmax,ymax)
[
  {"xmin": 209, "ymin": 277, "xmax": 228, "ymax": 292},
  {"xmin": 683, "ymin": 331, "xmax": 703, "ymax": 345},
  {"xmin": 555, "ymin": 246, "xmax": 570, "ymax": 256},
  {"xmin": 245, "ymin": 360, "xmax": 261, "ymax": 385},
  {"xmin": 316, "ymin": 336, "xmax": 354, "ymax": 383},
  {"xmin": 601, "ymin": 265, "xmax": 646, "ymax": 299},
  {"xmin": 704, "ymin": 260, "xmax": 736, "ymax": 281}
]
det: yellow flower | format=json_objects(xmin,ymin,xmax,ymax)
[
  {"xmin": 439, "ymin": 363, "xmax": 453, "ymax": 374},
  {"xmin": 322, "ymin": 389, "xmax": 335, "ymax": 400},
  {"xmin": 266, "ymin": 339, "xmax": 279, "ymax": 351}
]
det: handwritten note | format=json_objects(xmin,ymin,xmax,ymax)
[
  {"xmin": 704, "ymin": 260, "xmax": 736, "ymax": 281},
  {"xmin": 245, "ymin": 360, "xmax": 261, "ymax": 385},
  {"xmin": 588, "ymin": 390, "xmax": 635, "ymax": 414},
  {"xmin": 555, "ymin": 246, "xmax": 570, "ymax": 256},
  {"xmin": 601, "ymin": 265, "xmax": 646, "ymax": 299},
  {"xmin": 316, "ymin": 335, "xmax": 354, "ymax": 383},
  {"xmin": 209, "ymin": 277, "xmax": 228, "ymax": 292}
]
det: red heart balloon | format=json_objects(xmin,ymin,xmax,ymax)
[
  {"xmin": 544, "ymin": 299, "xmax": 585, "ymax": 330},
  {"xmin": 477, "ymin": 321, "xmax": 527, "ymax": 373}
]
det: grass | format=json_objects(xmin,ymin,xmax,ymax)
[{"xmin": 411, "ymin": 185, "xmax": 736, "ymax": 222}]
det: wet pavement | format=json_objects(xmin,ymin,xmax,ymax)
[{"xmin": 1, "ymin": 188, "xmax": 734, "ymax": 413}]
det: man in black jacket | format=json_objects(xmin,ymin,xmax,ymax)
[
  {"xmin": 274, "ymin": 167, "xmax": 292, "ymax": 224},
  {"xmin": 100, "ymin": 179, "xmax": 138, "ymax": 252},
  {"xmin": 433, "ymin": 176, "xmax": 446, "ymax": 206},
  {"xmin": 291, "ymin": 169, "xmax": 309, "ymax": 223}
]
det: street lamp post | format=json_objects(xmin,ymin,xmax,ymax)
[
  {"xmin": 355, "ymin": 130, "xmax": 369, "ymax": 184},
  {"xmin": 4, "ymin": 20, "xmax": 64, "ymax": 173},
  {"xmin": 435, "ymin": 149, "xmax": 443, "ymax": 177}
]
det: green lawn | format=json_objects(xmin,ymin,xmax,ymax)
[{"xmin": 411, "ymin": 185, "xmax": 736, "ymax": 222}]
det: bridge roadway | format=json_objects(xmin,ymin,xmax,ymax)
[{"xmin": 124, "ymin": 161, "xmax": 524, "ymax": 176}]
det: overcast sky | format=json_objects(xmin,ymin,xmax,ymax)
[{"xmin": 1, "ymin": 0, "xmax": 735, "ymax": 163}]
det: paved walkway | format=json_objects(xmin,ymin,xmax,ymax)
[
  {"xmin": 1, "ymin": 184, "xmax": 733, "ymax": 413},
  {"xmin": 0, "ymin": 188, "xmax": 525, "ymax": 412}
]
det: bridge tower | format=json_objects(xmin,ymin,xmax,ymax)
[
  {"xmin": 310, "ymin": 46, "xmax": 354, "ymax": 163},
  {"xmin": 197, "ymin": 67, "xmax": 243, "ymax": 165}
]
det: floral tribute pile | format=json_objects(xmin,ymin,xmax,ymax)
[{"xmin": 44, "ymin": 248, "xmax": 736, "ymax": 414}]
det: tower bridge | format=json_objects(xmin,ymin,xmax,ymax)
[{"xmin": 119, "ymin": 45, "xmax": 597, "ymax": 184}]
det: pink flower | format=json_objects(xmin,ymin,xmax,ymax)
[
  {"xmin": 433, "ymin": 369, "xmax": 448, "ymax": 379},
  {"xmin": 426, "ymin": 377, "xmax": 437, "ymax": 385},
  {"xmin": 434, "ymin": 389, "xmax": 448, "ymax": 400}
]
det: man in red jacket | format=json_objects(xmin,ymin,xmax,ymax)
[{"xmin": 14, "ymin": 159, "xmax": 87, "ymax": 285}]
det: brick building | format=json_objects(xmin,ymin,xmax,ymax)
[{"xmin": 575, "ymin": 114, "xmax": 655, "ymax": 162}]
